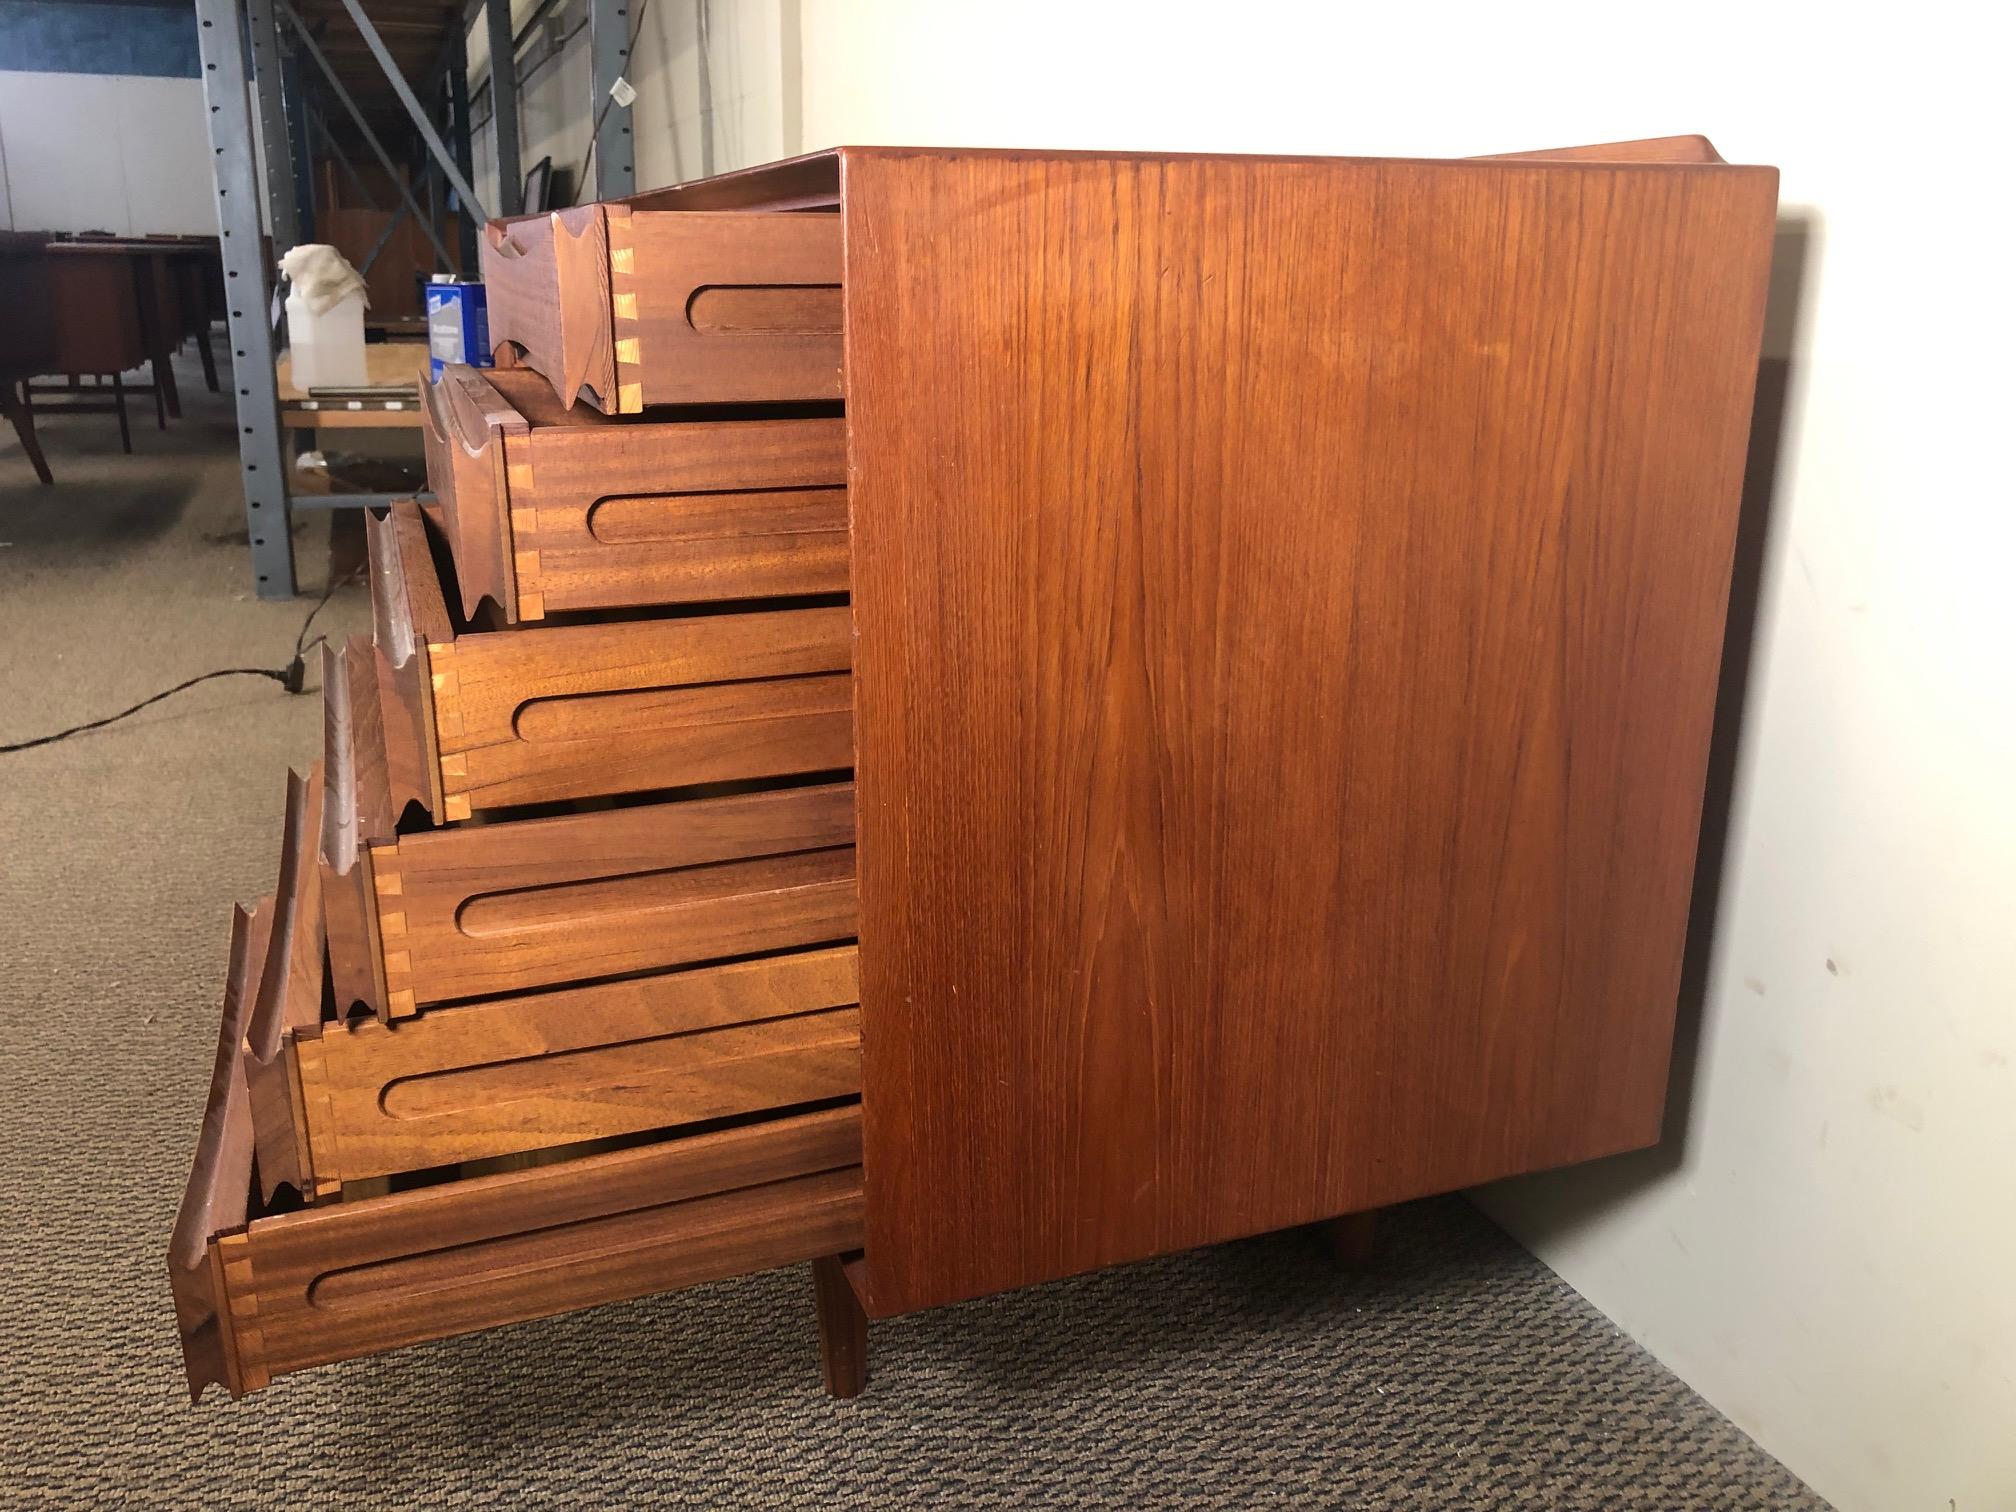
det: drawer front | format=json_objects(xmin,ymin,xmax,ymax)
[
  {"xmin": 169, "ymin": 903, "xmax": 267, "ymax": 1400},
  {"xmin": 509, "ymin": 406, "xmax": 850, "ymax": 621},
  {"xmin": 430, "ymin": 606, "xmax": 854, "ymax": 815},
  {"xmin": 292, "ymin": 947, "xmax": 861, "ymax": 1184},
  {"xmin": 174, "ymin": 952, "xmax": 864, "ymax": 1402},
  {"xmin": 370, "ymin": 781, "xmax": 858, "ymax": 1010},
  {"xmin": 366, "ymin": 503, "xmax": 450, "ymax": 827},
  {"xmin": 529, "ymin": 482, "xmax": 851, "ymax": 618},
  {"xmin": 429, "ymin": 366, "xmax": 849, "ymax": 622},
  {"xmin": 242, "ymin": 767, "xmax": 330, "ymax": 1202},
  {"xmin": 321, "ymin": 640, "xmax": 394, "ymax": 1021},
  {"xmin": 479, "ymin": 206, "xmax": 615, "ymax": 415},
  {"xmin": 606, "ymin": 207, "xmax": 843, "ymax": 411},
  {"xmin": 480, "ymin": 206, "xmax": 843, "ymax": 414},
  {"xmin": 218, "ymin": 1113, "xmax": 862, "ymax": 1393},
  {"xmin": 376, "ymin": 497, "xmax": 854, "ymax": 813},
  {"xmin": 420, "ymin": 372, "xmax": 516, "ymax": 621}
]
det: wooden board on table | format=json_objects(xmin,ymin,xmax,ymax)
[{"xmin": 277, "ymin": 342, "xmax": 429, "ymax": 429}]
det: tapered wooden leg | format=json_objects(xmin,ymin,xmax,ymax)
[
  {"xmin": 111, "ymin": 373, "xmax": 132, "ymax": 453},
  {"xmin": 812, "ymin": 1254, "xmax": 868, "ymax": 1399},
  {"xmin": 195, "ymin": 328, "xmax": 219, "ymax": 391},
  {"xmin": 1318, "ymin": 1210, "xmax": 1380, "ymax": 1267},
  {"xmin": 151, "ymin": 359, "xmax": 169, "ymax": 428},
  {"xmin": 3, "ymin": 383, "xmax": 53, "ymax": 484}
]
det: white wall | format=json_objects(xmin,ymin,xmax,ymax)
[
  {"xmin": 0, "ymin": 72, "xmax": 215, "ymax": 234},
  {"xmin": 786, "ymin": 4, "xmax": 2016, "ymax": 1510}
]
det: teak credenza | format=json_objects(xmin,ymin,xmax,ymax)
[{"xmin": 171, "ymin": 136, "xmax": 1779, "ymax": 1401}]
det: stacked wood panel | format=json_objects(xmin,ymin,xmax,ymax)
[{"xmin": 170, "ymin": 201, "xmax": 865, "ymax": 1401}]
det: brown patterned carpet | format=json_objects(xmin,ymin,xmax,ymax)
[{"xmin": 0, "ymin": 355, "xmax": 1827, "ymax": 1510}]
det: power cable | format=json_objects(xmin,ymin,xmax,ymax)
[{"xmin": 0, "ymin": 569, "xmax": 362, "ymax": 755}]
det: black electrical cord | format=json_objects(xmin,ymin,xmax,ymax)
[{"xmin": 0, "ymin": 570, "xmax": 362, "ymax": 756}]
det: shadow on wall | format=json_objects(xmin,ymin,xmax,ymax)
[{"xmin": 1478, "ymin": 211, "xmax": 1817, "ymax": 1227}]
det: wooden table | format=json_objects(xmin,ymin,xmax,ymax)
[
  {"xmin": 276, "ymin": 342, "xmax": 429, "ymax": 430},
  {"xmin": 46, "ymin": 239, "xmax": 218, "ymax": 418}
]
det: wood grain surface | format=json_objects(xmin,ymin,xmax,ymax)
[
  {"xmin": 370, "ymin": 781, "xmax": 858, "ymax": 1008},
  {"xmin": 166, "ymin": 902, "xmax": 267, "ymax": 1401},
  {"xmin": 841, "ymin": 146, "xmax": 1778, "ymax": 1315},
  {"xmin": 203, "ymin": 1103, "xmax": 864, "ymax": 1395},
  {"xmin": 812, "ymin": 1252, "xmax": 868, "ymax": 1398},
  {"xmin": 480, "ymin": 206, "xmax": 616, "ymax": 413},
  {"xmin": 319, "ymin": 640, "xmax": 397, "ymax": 1021},
  {"xmin": 292, "ymin": 947, "xmax": 861, "ymax": 1182},
  {"xmin": 427, "ymin": 604, "xmax": 854, "ymax": 814},
  {"xmin": 365, "ymin": 506, "xmax": 448, "ymax": 820},
  {"xmin": 241, "ymin": 767, "xmax": 331, "ymax": 1202},
  {"xmin": 481, "ymin": 204, "xmax": 842, "ymax": 414},
  {"xmin": 605, "ymin": 207, "xmax": 843, "ymax": 411},
  {"xmin": 429, "ymin": 364, "xmax": 849, "ymax": 622},
  {"xmin": 377, "ymin": 495, "xmax": 853, "ymax": 812},
  {"xmin": 421, "ymin": 369, "xmax": 520, "ymax": 621}
]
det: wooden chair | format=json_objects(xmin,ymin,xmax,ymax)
[
  {"xmin": 0, "ymin": 233, "xmax": 57, "ymax": 483},
  {"xmin": 35, "ymin": 249, "xmax": 163, "ymax": 452},
  {"xmin": 173, "ymin": 248, "xmax": 222, "ymax": 392}
]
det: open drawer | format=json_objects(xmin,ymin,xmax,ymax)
[
  {"xmin": 291, "ymin": 946, "xmax": 862, "ymax": 1189},
  {"xmin": 241, "ymin": 766, "xmax": 334, "ymax": 1200},
  {"xmin": 319, "ymin": 634, "xmax": 412, "ymax": 1023},
  {"xmin": 421, "ymin": 365, "xmax": 847, "ymax": 623},
  {"xmin": 369, "ymin": 499, "xmax": 853, "ymax": 819},
  {"xmin": 169, "ymin": 909, "xmax": 865, "ymax": 1399},
  {"xmin": 478, "ymin": 205, "xmax": 842, "ymax": 416},
  {"xmin": 370, "ymin": 779, "xmax": 857, "ymax": 1014}
]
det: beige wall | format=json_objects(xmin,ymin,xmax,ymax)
[
  {"xmin": 0, "ymin": 72, "xmax": 217, "ymax": 235},
  {"xmin": 785, "ymin": 5, "xmax": 2014, "ymax": 1511}
]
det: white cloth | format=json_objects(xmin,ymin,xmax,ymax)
[{"xmin": 278, "ymin": 244, "xmax": 370, "ymax": 314}]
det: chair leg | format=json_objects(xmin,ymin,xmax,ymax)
[
  {"xmin": 811, "ymin": 1255, "xmax": 869, "ymax": 1399},
  {"xmin": 151, "ymin": 360, "xmax": 168, "ymax": 428},
  {"xmin": 111, "ymin": 372, "xmax": 132, "ymax": 453},
  {"xmin": 3, "ymin": 382, "xmax": 54, "ymax": 485},
  {"xmin": 195, "ymin": 328, "xmax": 219, "ymax": 392},
  {"xmin": 153, "ymin": 354, "xmax": 178, "ymax": 423}
]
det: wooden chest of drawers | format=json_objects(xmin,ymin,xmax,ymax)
[{"xmin": 172, "ymin": 136, "xmax": 1779, "ymax": 1404}]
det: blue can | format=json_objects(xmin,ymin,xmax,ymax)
[{"xmin": 424, "ymin": 277, "xmax": 492, "ymax": 381}]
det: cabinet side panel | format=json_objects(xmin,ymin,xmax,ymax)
[{"xmin": 844, "ymin": 149, "xmax": 1778, "ymax": 1317}]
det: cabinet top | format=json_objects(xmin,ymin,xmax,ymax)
[{"xmin": 495, "ymin": 136, "xmax": 1770, "ymax": 222}]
